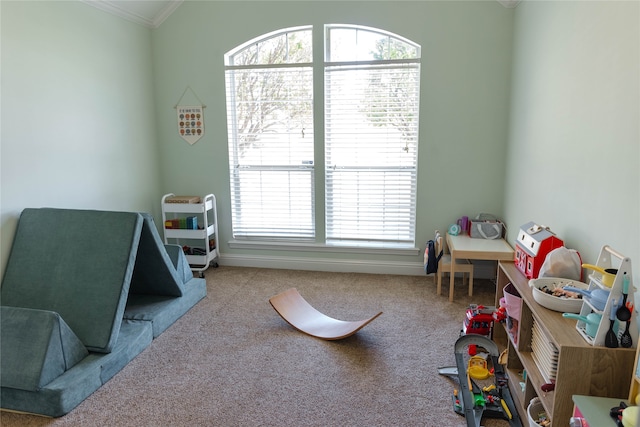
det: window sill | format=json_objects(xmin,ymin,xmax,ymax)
[{"xmin": 228, "ymin": 240, "xmax": 420, "ymax": 256}]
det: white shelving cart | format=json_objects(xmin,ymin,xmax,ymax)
[{"xmin": 161, "ymin": 193, "xmax": 219, "ymax": 277}]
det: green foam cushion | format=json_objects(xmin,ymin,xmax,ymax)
[
  {"xmin": 129, "ymin": 213, "xmax": 184, "ymax": 297},
  {"xmin": 0, "ymin": 320, "xmax": 152, "ymax": 417},
  {"xmin": 1, "ymin": 208, "xmax": 142, "ymax": 353},
  {"xmin": 1, "ymin": 306, "xmax": 89, "ymax": 391},
  {"xmin": 164, "ymin": 244, "xmax": 194, "ymax": 284}
]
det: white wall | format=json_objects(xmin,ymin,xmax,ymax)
[
  {"xmin": 151, "ymin": 1, "xmax": 515, "ymax": 273},
  {"xmin": 4, "ymin": 1, "xmax": 635, "ymax": 280},
  {"xmin": 0, "ymin": 1, "xmax": 162, "ymax": 277},
  {"xmin": 504, "ymin": 1, "xmax": 640, "ymax": 279}
]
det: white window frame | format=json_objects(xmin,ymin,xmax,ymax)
[
  {"xmin": 224, "ymin": 25, "xmax": 421, "ymax": 251},
  {"xmin": 324, "ymin": 24, "xmax": 421, "ymax": 248},
  {"xmin": 225, "ymin": 26, "xmax": 315, "ymax": 241}
]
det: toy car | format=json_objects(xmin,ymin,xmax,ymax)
[{"xmin": 462, "ymin": 304, "xmax": 506, "ymax": 337}]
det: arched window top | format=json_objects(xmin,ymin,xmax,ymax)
[
  {"xmin": 225, "ymin": 26, "xmax": 312, "ymax": 67},
  {"xmin": 325, "ymin": 24, "xmax": 420, "ymax": 63}
]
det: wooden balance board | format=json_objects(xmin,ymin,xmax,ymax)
[{"xmin": 269, "ymin": 288, "xmax": 382, "ymax": 340}]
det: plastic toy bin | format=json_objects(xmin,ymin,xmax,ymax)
[
  {"xmin": 503, "ymin": 283, "xmax": 522, "ymax": 321},
  {"xmin": 527, "ymin": 397, "xmax": 550, "ymax": 426}
]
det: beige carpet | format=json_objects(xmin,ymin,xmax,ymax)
[{"xmin": 1, "ymin": 267, "xmax": 512, "ymax": 427}]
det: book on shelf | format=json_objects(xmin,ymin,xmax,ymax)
[{"xmin": 164, "ymin": 216, "xmax": 198, "ymax": 230}]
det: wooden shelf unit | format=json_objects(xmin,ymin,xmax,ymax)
[
  {"xmin": 494, "ymin": 261, "xmax": 636, "ymax": 426},
  {"xmin": 630, "ymin": 343, "xmax": 640, "ymax": 404}
]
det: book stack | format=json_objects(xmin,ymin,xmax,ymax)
[
  {"xmin": 164, "ymin": 216, "xmax": 198, "ymax": 230},
  {"xmin": 531, "ymin": 320, "xmax": 558, "ymax": 383},
  {"xmin": 165, "ymin": 195, "xmax": 201, "ymax": 204}
]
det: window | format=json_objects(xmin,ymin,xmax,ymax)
[
  {"xmin": 225, "ymin": 27, "xmax": 314, "ymax": 240},
  {"xmin": 225, "ymin": 25, "xmax": 420, "ymax": 248},
  {"xmin": 325, "ymin": 25, "xmax": 420, "ymax": 246}
]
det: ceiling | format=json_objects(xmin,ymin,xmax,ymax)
[
  {"xmin": 81, "ymin": 0, "xmax": 183, "ymax": 28},
  {"xmin": 83, "ymin": 0, "xmax": 520, "ymax": 29}
]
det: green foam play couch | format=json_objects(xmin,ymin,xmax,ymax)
[{"xmin": 1, "ymin": 208, "xmax": 207, "ymax": 417}]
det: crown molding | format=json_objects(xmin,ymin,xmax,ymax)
[
  {"xmin": 150, "ymin": 1, "xmax": 183, "ymax": 28},
  {"xmin": 81, "ymin": 1, "xmax": 183, "ymax": 29}
]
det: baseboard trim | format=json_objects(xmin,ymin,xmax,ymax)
[
  {"xmin": 219, "ymin": 253, "xmax": 424, "ymax": 275},
  {"xmin": 217, "ymin": 253, "xmax": 498, "ymax": 279}
]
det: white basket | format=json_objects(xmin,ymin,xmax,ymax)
[
  {"xmin": 527, "ymin": 397, "xmax": 550, "ymax": 426},
  {"xmin": 529, "ymin": 277, "xmax": 588, "ymax": 313}
]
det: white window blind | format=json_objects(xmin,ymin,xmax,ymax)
[
  {"xmin": 224, "ymin": 25, "xmax": 421, "ymax": 247},
  {"xmin": 325, "ymin": 26, "xmax": 420, "ymax": 246},
  {"xmin": 225, "ymin": 28, "xmax": 314, "ymax": 240}
]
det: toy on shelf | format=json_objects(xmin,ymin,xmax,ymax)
[
  {"xmin": 568, "ymin": 246, "xmax": 636, "ymax": 348},
  {"xmin": 514, "ymin": 222, "xmax": 564, "ymax": 279}
]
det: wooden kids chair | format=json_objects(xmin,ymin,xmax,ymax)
[{"xmin": 435, "ymin": 230, "xmax": 475, "ymax": 298}]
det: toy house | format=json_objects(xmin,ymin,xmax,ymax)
[{"xmin": 514, "ymin": 222, "xmax": 564, "ymax": 279}]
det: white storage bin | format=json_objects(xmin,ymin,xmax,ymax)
[{"xmin": 527, "ymin": 397, "xmax": 551, "ymax": 426}]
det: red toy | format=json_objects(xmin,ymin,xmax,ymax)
[
  {"xmin": 462, "ymin": 304, "xmax": 504, "ymax": 337},
  {"xmin": 514, "ymin": 222, "xmax": 564, "ymax": 279}
]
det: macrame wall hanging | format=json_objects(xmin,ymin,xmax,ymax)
[{"xmin": 174, "ymin": 86, "xmax": 206, "ymax": 145}]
